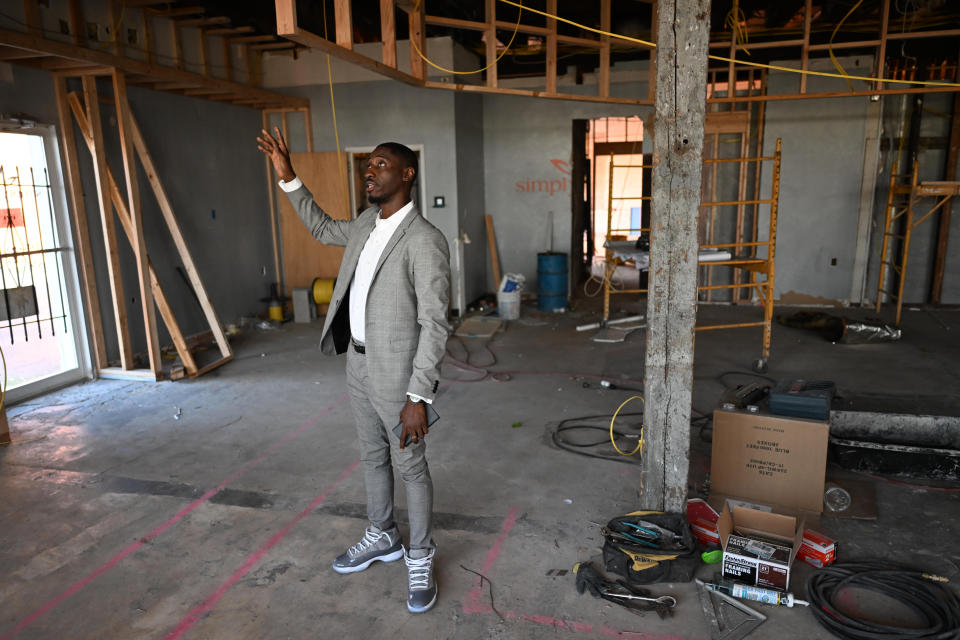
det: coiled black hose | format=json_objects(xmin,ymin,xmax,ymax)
[{"xmin": 806, "ymin": 562, "xmax": 960, "ymax": 640}]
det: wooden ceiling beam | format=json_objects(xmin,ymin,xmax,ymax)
[
  {"xmin": 204, "ymin": 26, "xmax": 255, "ymax": 36},
  {"xmin": 275, "ymin": 0, "xmax": 422, "ymax": 88},
  {"xmin": 0, "ymin": 27, "xmax": 306, "ymax": 108},
  {"xmin": 0, "ymin": 48, "xmax": 51, "ymax": 60},
  {"xmin": 145, "ymin": 6, "xmax": 205, "ymax": 18},
  {"xmin": 229, "ymin": 35, "xmax": 279, "ymax": 44},
  {"xmin": 249, "ymin": 42, "xmax": 297, "ymax": 51},
  {"xmin": 175, "ymin": 16, "xmax": 230, "ymax": 28}
]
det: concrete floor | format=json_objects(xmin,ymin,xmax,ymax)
[{"xmin": 3, "ymin": 302, "xmax": 959, "ymax": 639}]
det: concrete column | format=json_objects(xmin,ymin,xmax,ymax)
[{"xmin": 640, "ymin": 0, "xmax": 711, "ymax": 512}]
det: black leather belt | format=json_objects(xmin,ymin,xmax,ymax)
[{"xmin": 351, "ymin": 339, "xmax": 365, "ymax": 354}]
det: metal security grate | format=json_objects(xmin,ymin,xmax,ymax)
[{"xmin": 0, "ymin": 164, "xmax": 69, "ymax": 344}]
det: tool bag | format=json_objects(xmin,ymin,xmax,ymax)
[{"xmin": 602, "ymin": 511, "xmax": 699, "ymax": 584}]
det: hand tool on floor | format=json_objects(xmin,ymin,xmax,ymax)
[
  {"xmin": 574, "ymin": 562, "xmax": 676, "ymax": 618},
  {"xmin": 696, "ymin": 578, "xmax": 766, "ymax": 640},
  {"xmin": 604, "ymin": 592, "xmax": 678, "ymax": 608}
]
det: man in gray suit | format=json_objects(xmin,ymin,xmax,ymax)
[{"xmin": 257, "ymin": 128, "xmax": 450, "ymax": 613}]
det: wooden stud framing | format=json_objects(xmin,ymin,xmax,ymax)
[
  {"xmin": 484, "ymin": 0, "xmax": 497, "ymax": 88},
  {"xmin": 485, "ymin": 214, "xmax": 502, "ymax": 289},
  {"xmin": 599, "ymin": 0, "xmax": 611, "ymax": 98},
  {"xmin": 196, "ymin": 28, "xmax": 208, "ymax": 76},
  {"xmin": 640, "ymin": 0, "xmax": 711, "ymax": 513},
  {"xmin": 142, "ymin": 9, "xmax": 155, "ymax": 64},
  {"xmin": 875, "ymin": 0, "xmax": 890, "ymax": 92},
  {"xmin": 170, "ymin": 21, "xmax": 184, "ymax": 70},
  {"xmin": 648, "ymin": 1, "xmax": 658, "ymax": 102},
  {"xmin": 221, "ymin": 36, "xmax": 233, "ymax": 81},
  {"xmin": 931, "ymin": 92, "xmax": 960, "ymax": 303},
  {"xmin": 125, "ymin": 111, "xmax": 232, "ymax": 359},
  {"xmin": 82, "ymin": 76, "xmax": 134, "ymax": 370},
  {"xmin": 175, "ymin": 16, "xmax": 229, "ymax": 29},
  {"xmin": 53, "ymin": 75, "xmax": 106, "ymax": 370},
  {"xmin": 409, "ymin": 0, "xmax": 426, "ymax": 80},
  {"xmin": 205, "ymin": 26, "xmax": 254, "ymax": 36},
  {"xmin": 108, "ymin": 0, "xmax": 124, "ymax": 57},
  {"xmin": 800, "ymin": 0, "xmax": 812, "ymax": 93},
  {"xmin": 545, "ymin": 0, "xmax": 557, "ymax": 94},
  {"xmin": 66, "ymin": 92, "xmax": 195, "ymax": 375},
  {"xmin": 113, "ymin": 70, "xmax": 161, "ymax": 376},
  {"xmin": 23, "ymin": 0, "xmax": 40, "ymax": 36},
  {"xmin": 302, "ymin": 107, "xmax": 314, "ymax": 152},
  {"xmin": 380, "ymin": 0, "xmax": 396, "ymax": 69},
  {"xmin": 68, "ymin": 0, "xmax": 86, "ymax": 45},
  {"xmin": 334, "ymin": 0, "xmax": 353, "ymax": 50}
]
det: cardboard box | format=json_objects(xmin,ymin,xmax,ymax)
[
  {"xmin": 717, "ymin": 504, "xmax": 803, "ymax": 590},
  {"xmin": 798, "ymin": 529, "xmax": 836, "ymax": 568},
  {"xmin": 711, "ymin": 409, "xmax": 829, "ymax": 515}
]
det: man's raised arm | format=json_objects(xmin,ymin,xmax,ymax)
[{"xmin": 257, "ymin": 126, "xmax": 352, "ymax": 247}]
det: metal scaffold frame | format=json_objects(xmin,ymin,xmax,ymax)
[
  {"xmin": 875, "ymin": 162, "xmax": 960, "ymax": 325},
  {"xmin": 602, "ymin": 138, "xmax": 782, "ymax": 368}
]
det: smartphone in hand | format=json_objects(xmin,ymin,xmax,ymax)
[{"xmin": 392, "ymin": 403, "xmax": 440, "ymax": 447}]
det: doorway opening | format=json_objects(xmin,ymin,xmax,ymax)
[
  {"xmin": 0, "ymin": 125, "xmax": 89, "ymax": 402},
  {"xmin": 587, "ymin": 116, "xmax": 647, "ymax": 291}
]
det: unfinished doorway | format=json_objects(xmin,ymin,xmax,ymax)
[
  {"xmin": 0, "ymin": 124, "xmax": 90, "ymax": 402},
  {"xmin": 586, "ymin": 116, "xmax": 647, "ymax": 291}
]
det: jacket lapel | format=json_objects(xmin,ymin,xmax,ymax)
[{"xmin": 371, "ymin": 205, "xmax": 420, "ymax": 282}]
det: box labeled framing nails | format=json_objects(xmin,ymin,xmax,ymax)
[{"xmin": 716, "ymin": 504, "xmax": 804, "ymax": 591}]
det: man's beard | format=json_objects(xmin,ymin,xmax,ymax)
[{"xmin": 368, "ymin": 193, "xmax": 386, "ymax": 204}]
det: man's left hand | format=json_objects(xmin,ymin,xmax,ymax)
[{"xmin": 399, "ymin": 399, "xmax": 428, "ymax": 450}]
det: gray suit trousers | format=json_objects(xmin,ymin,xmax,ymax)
[{"xmin": 345, "ymin": 348, "xmax": 434, "ymax": 551}]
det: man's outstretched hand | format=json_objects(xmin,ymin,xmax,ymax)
[
  {"xmin": 398, "ymin": 399, "xmax": 428, "ymax": 450},
  {"xmin": 256, "ymin": 126, "xmax": 296, "ymax": 183}
]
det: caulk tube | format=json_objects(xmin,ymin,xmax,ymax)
[{"xmin": 729, "ymin": 583, "xmax": 809, "ymax": 607}]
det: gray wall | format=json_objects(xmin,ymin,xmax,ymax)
[
  {"xmin": 481, "ymin": 85, "xmax": 652, "ymax": 291},
  {"xmin": 761, "ymin": 57, "xmax": 872, "ymax": 303},
  {"xmin": 454, "ymin": 93, "xmax": 487, "ymax": 307},
  {"xmin": 1, "ymin": 65, "xmax": 273, "ymax": 363}
]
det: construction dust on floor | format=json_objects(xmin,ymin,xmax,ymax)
[{"xmin": 3, "ymin": 305, "xmax": 960, "ymax": 639}]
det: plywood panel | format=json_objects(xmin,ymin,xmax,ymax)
[{"xmin": 277, "ymin": 152, "xmax": 351, "ymax": 297}]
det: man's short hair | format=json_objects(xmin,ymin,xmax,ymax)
[{"xmin": 375, "ymin": 142, "xmax": 418, "ymax": 185}]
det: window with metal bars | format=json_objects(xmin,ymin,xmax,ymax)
[{"xmin": 0, "ymin": 130, "xmax": 77, "ymax": 390}]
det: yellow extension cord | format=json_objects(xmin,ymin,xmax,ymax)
[
  {"xmin": 411, "ymin": 0, "xmax": 524, "ymax": 75},
  {"xmin": 610, "ymin": 394, "xmax": 644, "ymax": 457},
  {"xmin": 407, "ymin": 0, "xmax": 960, "ymax": 89}
]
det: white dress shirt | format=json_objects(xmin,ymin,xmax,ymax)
[
  {"xmin": 348, "ymin": 200, "xmax": 414, "ymax": 343},
  {"xmin": 279, "ymin": 178, "xmax": 430, "ymax": 404}
]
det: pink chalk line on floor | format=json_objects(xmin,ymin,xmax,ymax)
[
  {"xmin": 462, "ymin": 505, "xmax": 688, "ymax": 640},
  {"xmin": 163, "ymin": 459, "xmax": 360, "ymax": 640},
  {"xmin": 0, "ymin": 394, "xmax": 349, "ymax": 640}
]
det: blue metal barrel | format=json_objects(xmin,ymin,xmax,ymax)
[{"xmin": 537, "ymin": 252, "xmax": 568, "ymax": 311}]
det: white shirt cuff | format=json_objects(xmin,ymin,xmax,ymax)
[
  {"xmin": 278, "ymin": 176, "xmax": 303, "ymax": 192},
  {"xmin": 407, "ymin": 393, "xmax": 432, "ymax": 405}
]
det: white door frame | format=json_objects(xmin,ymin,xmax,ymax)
[{"xmin": 3, "ymin": 122, "xmax": 92, "ymax": 404}]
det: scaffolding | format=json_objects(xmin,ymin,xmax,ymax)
[
  {"xmin": 875, "ymin": 162, "xmax": 960, "ymax": 325},
  {"xmin": 602, "ymin": 139, "xmax": 782, "ymax": 369}
]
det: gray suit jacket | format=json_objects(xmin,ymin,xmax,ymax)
[{"xmin": 286, "ymin": 184, "xmax": 450, "ymax": 403}]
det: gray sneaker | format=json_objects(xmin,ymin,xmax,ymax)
[
  {"xmin": 404, "ymin": 547, "xmax": 437, "ymax": 613},
  {"xmin": 332, "ymin": 525, "xmax": 403, "ymax": 574}
]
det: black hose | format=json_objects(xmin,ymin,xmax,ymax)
[{"xmin": 806, "ymin": 562, "xmax": 960, "ymax": 640}]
